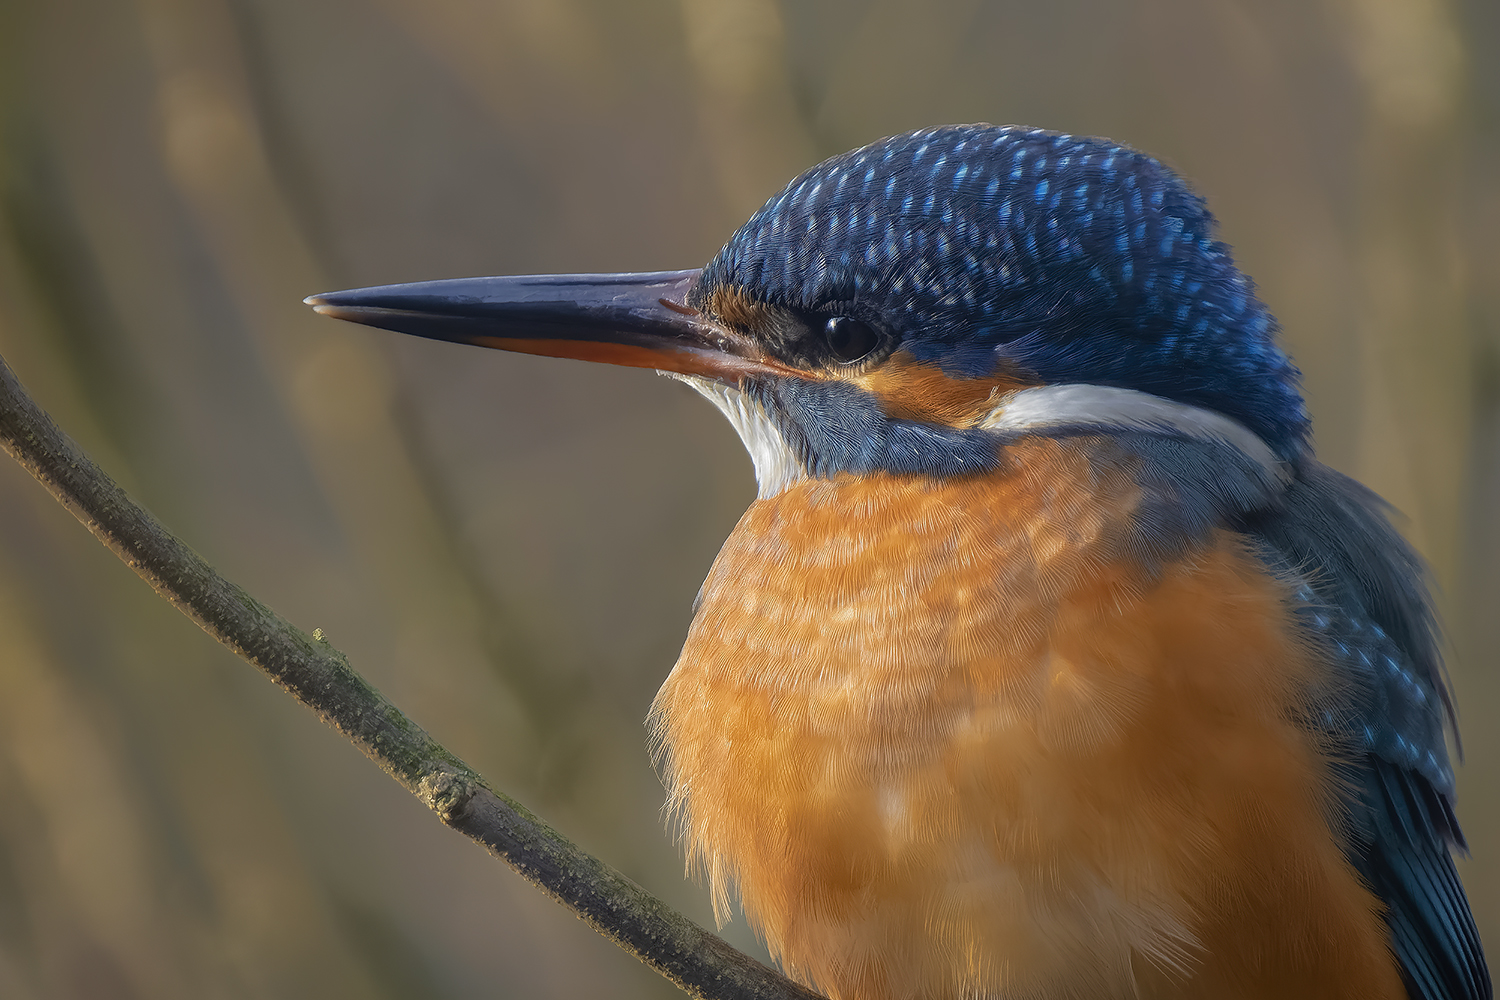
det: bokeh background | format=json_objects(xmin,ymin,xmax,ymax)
[{"xmin": 0, "ymin": 0, "xmax": 1495, "ymax": 996}]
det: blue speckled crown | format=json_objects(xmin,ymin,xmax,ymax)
[{"xmin": 692, "ymin": 124, "xmax": 1310, "ymax": 459}]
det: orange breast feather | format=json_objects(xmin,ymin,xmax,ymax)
[{"xmin": 651, "ymin": 436, "xmax": 1404, "ymax": 1000}]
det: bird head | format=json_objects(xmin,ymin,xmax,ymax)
[{"xmin": 308, "ymin": 125, "xmax": 1309, "ymax": 496}]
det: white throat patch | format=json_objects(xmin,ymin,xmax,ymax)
[{"xmin": 670, "ymin": 375, "xmax": 806, "ymax": 499}]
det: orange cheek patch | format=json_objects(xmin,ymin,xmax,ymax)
[{"xmin": 853, "ymin": 351, "xmax": 1034, "ymax": 427}]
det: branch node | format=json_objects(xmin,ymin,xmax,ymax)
[{"xmin": 419, "ymin": 767, "xmax": 476, "ymax": 822}]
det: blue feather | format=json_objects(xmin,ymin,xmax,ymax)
[
  {"xmin": 692, "ymin": 124, "xmax": 1311, "ymax": 460},
  {"xmin": 1247, "ymin": 466, "xmax": 1490, "ymax": 1000}
]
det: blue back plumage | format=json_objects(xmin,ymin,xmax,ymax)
[
  {"xmin": 1123, "ymin": 433, "xmax": 1488, "ymax": 1000},
  {"xmin": 1245, "ymin": 467, "xmax": 1490, "ymax": 1000},
  {"xmin": 694, "ymin": 124, "xmax": 1310, "ymax": 460}
]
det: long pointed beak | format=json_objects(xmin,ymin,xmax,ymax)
[{"xmin": 304, "ymin": 270, "xmax": 774, "ymax": 381}]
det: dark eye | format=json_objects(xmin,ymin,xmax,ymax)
[{"xmin": 823, "ymin": 316, "xmax": 878, "ymax": 363}]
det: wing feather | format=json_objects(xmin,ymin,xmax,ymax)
[{"xmin": 1244, "ymin": 463, "xmax": 1490, "ymax": 1000}]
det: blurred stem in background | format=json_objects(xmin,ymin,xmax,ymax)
[
  {"xmin": 138, "ymin": 0, "xmax": 587, "ymax": 779},
  {"xmin": 228, "ymin": 0, "xmax": 598, "ymax": 782}
]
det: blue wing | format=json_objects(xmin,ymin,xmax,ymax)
[
  {"xmin": 1065, "ymin": 433, "xmax": 1488, "ymax": 998},
  {"xmin": 1245, "ymin": 463, "xmax": 1491, "ymax": 1000}
]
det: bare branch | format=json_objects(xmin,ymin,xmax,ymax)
[{"xmin": 0, "ymin": 350, "xmax": 821, "ymax": 1000}]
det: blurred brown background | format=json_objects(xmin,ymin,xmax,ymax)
[{"xmin": 0, "ymin": 0, "xmax": 1495, "ymax": 996}]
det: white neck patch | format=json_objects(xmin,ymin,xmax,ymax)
[
  {"xmin": 670, "ymin": 377, "xmax": 1287, "ymax": 499},
  {"xmin": 978, "ymin": 384, "xmax": 1287, "ymax": 482},
  {"xmin": 670, "ymin": 376, "xmax": 806, "ymax": 499}
]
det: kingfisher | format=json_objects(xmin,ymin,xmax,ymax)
[{"xmin": 307, "ymin": 125, "xmax": 1490, "ymax": 1000}]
